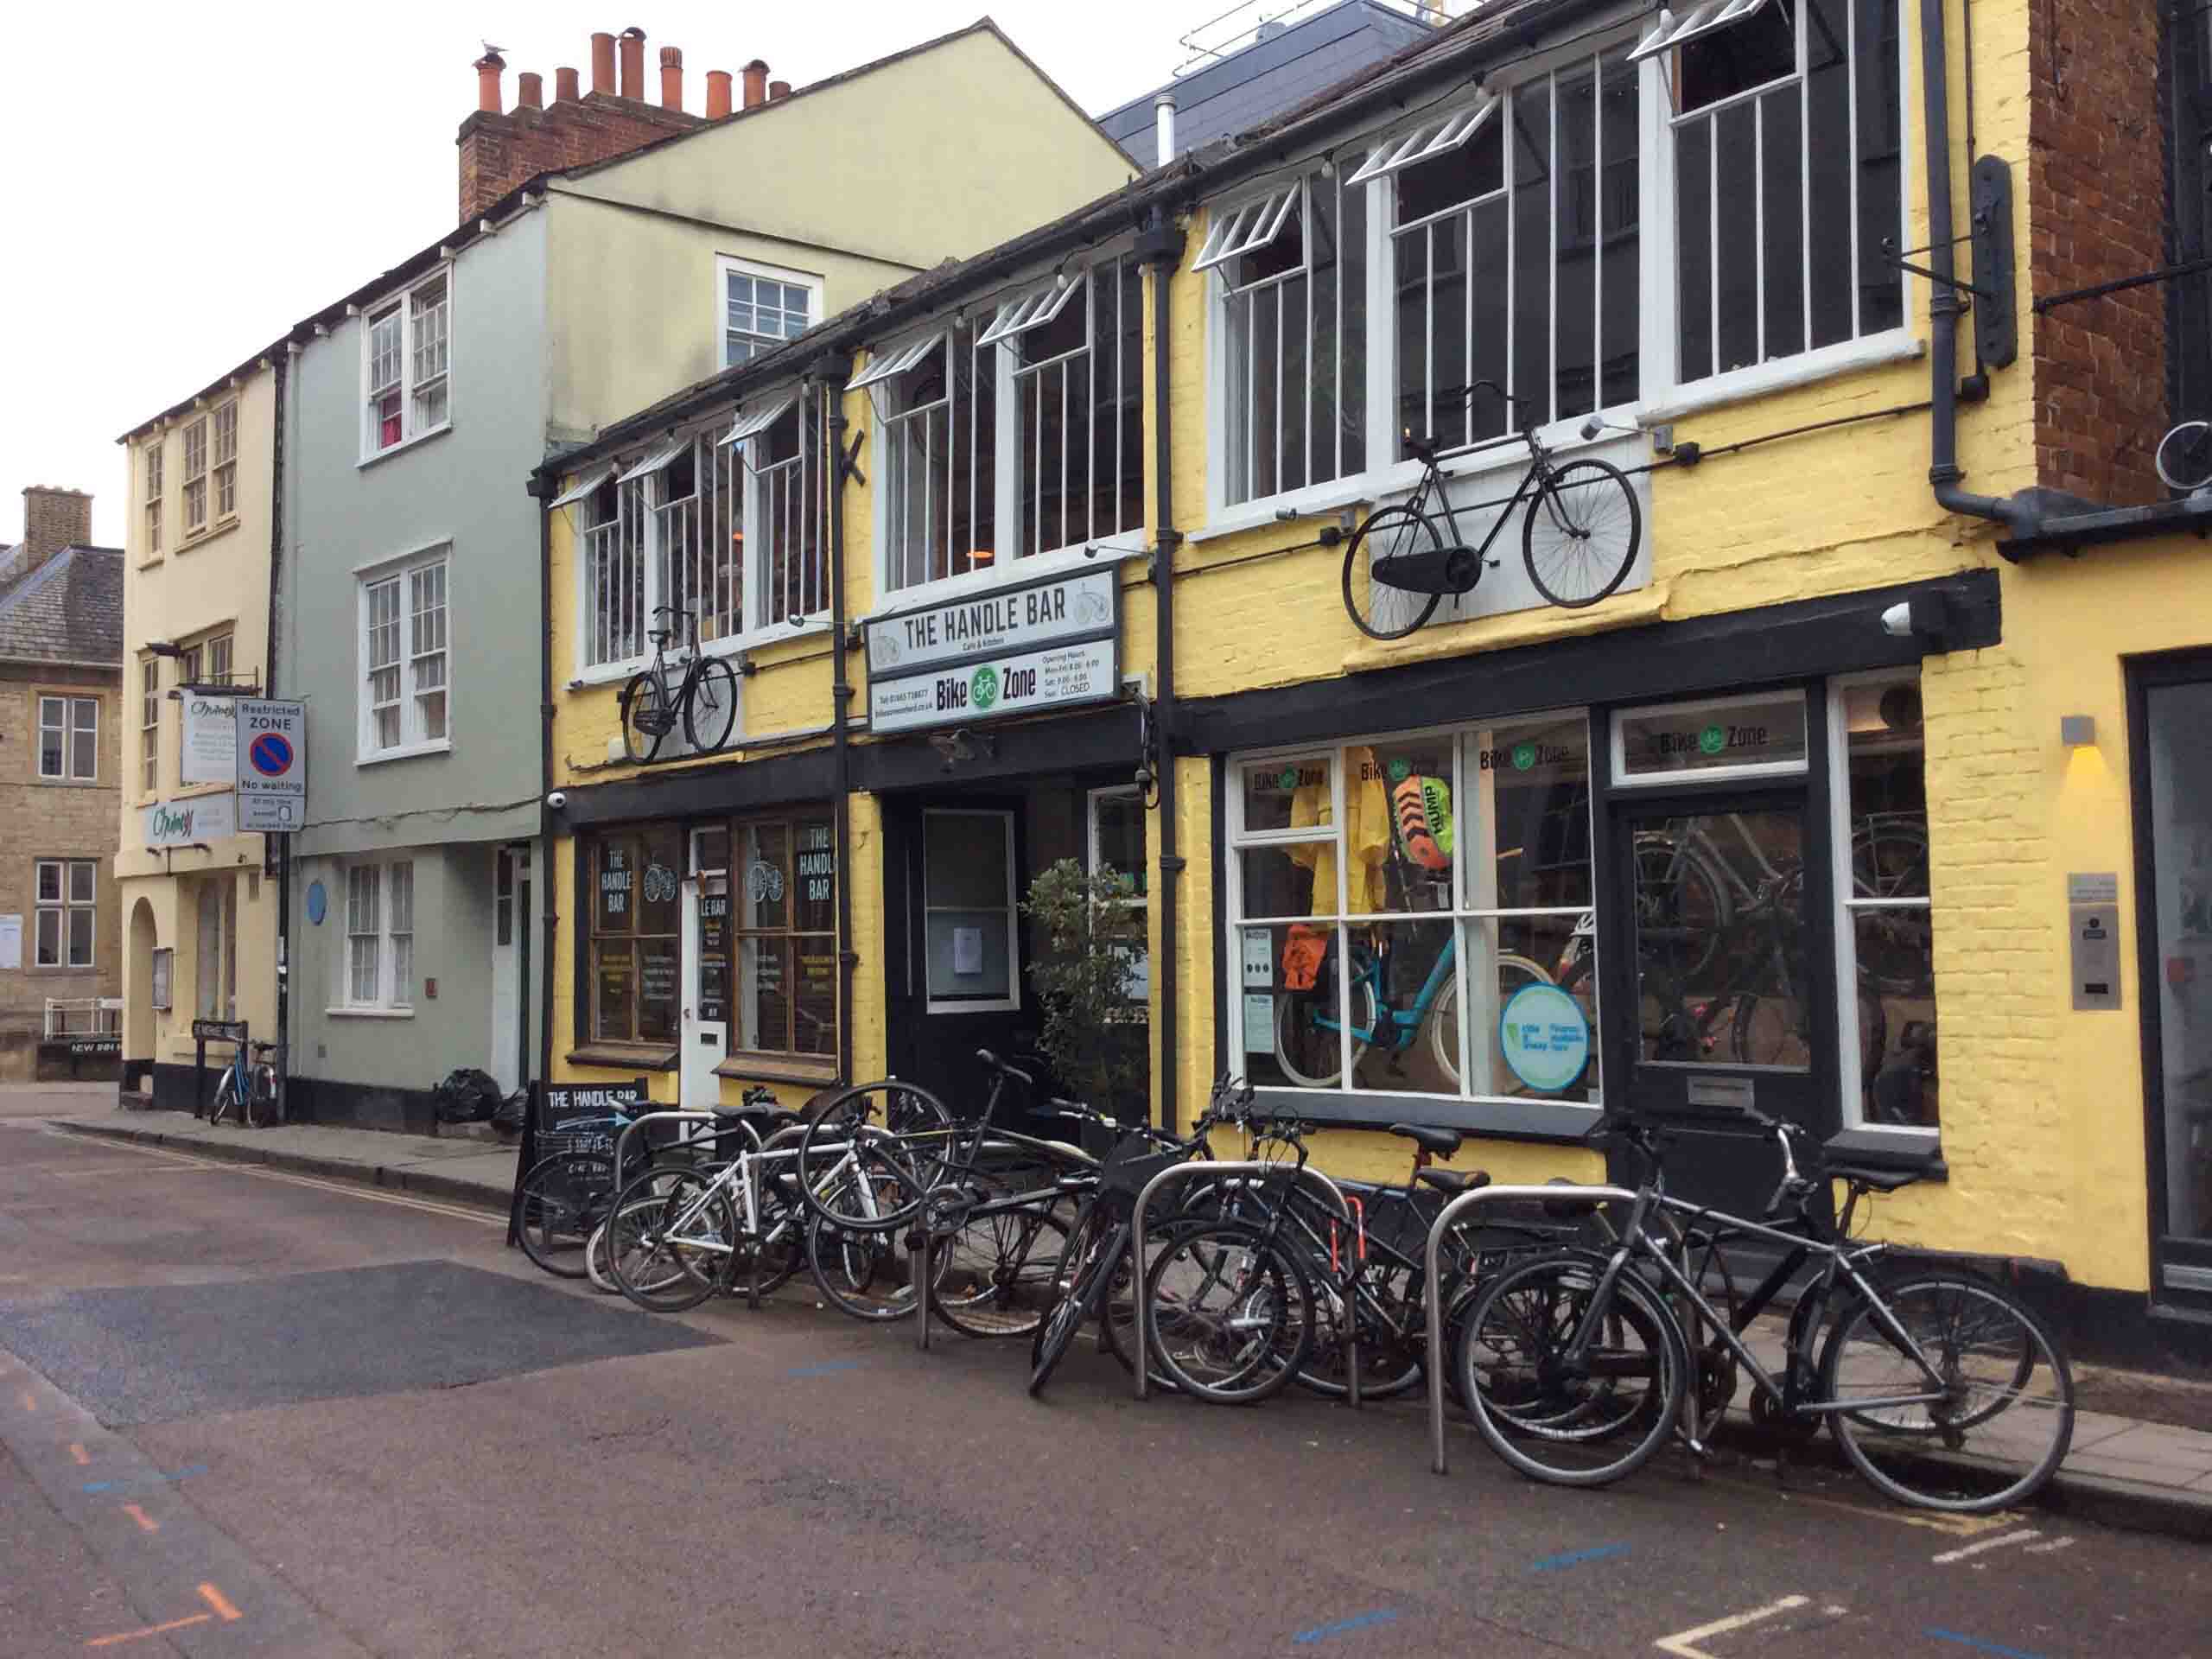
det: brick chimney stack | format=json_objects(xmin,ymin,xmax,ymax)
[
  {"xmin": 18, "ymin": 487, "xmax": 93, "ymax": 575},
  {"xmin": 742, "ymin": 59, "xmax": 768, "ymax": 108},
  {"xmin": 769, "ymin": 79, "xmax": 791, "ymax": 100},
  {"xmin": 456, "ymin": 30, "xmax": 709, "ymax": 222},
  {"xmin": 706, "ymin": 69, "xmax": 733, "ymax": 118}
]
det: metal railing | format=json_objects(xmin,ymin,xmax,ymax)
[
  {"xmin": 1421, "ymin": 1182, "xmax": 1639, "ymax": 1475},
  {"xmin": 43, "ymin": 996, "xmax": 121, "ymax": 1039}
]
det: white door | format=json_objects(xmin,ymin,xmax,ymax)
[
  {"xmin": 489, "ymin": 849, "xmax": 522, "ymax": 1093},
  {"xmin": 682, "ymin": 829, "xmax": 731, "ymax": 1109}
]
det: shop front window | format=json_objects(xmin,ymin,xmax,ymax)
[
  {"xmin": 731, "ymin": 811, "xmax": 838, "ymax": 1062},
  {"xmin": 1228, "ymin": 714, "xmax": 1599, "ymax": 1109},
  {"xmin": 589, "ymin": 826, "xmax": 682, "ymax": 1046}
]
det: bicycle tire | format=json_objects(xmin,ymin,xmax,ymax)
[
  {"xmin": 1144, "ymin": 1220, "xmax": 1314, "ymax": 1404},
  {"xmin": 805, "ymin": 1211, "xmax": 918, "ymax": 1321},
  {"xmin": 2156, "ymin": 418, "xmax": 2212, "ymax": 493},
  {"xmin": 792, "ymin": 1081, "xmax": 951, "ymax": 1233},
  {"xmin": 620, "ymin": 671, "xmax": 668, "ymax": 764},
  {"xmin": 607, "ymin": 1169, "xmax": 734, "ymax": 1313},
  {"xmin": 1342, "ymin": 505, "xmax": 1446, "ymax": 640},
  {"xmin": 516, "ymin": 1153, "xmax": 612, "ymax": 1279},
  {"xmin": 1818, "ymin": 1271, "xmax": 2075, "ymax": 1513},
  {"xmin": 1522, "ymin": 458, "xmax": 1640, "ymax": 608},
  {"xmin": 929, "ymin": 1203, "xmax": 1072, "ymax": 1338},
  {"xmin": 1029, "ymin": 1209, "xmax": 1122, "ymax": 1396},
  {"xmin": 207, "ymin": 1076, "xmax": 236, "ymax": 1125},
  {"xmin": 1273, "ymin": 978, "xmax": 1378, "ymax": 1089},
  {"xmin": 1456, "ymin": 1252, "xmax": 1688, "ymax": 1486},
  {"xmin": 683, "ymin": 657, "xmax": 741, "ymax": 753},
  {"xmin": 585, "ymin": 1220, "xmax": 618, "ymax": 1294}
]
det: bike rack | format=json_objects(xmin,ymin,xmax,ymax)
[
  {"xmin": 612, "ymin": 1109, "xmax": 772, "ymax": 1309},
  {"xmin": 1131, "ymin": 1161, "xmax": 1363, "ymax": 1408},
  {"xmin": 1421, "ymin": 1183, "xmax": 1637, "ymax": 1476}
]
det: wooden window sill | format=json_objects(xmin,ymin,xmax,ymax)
[
  {"xmin": 714, "ymin": 1055, "xmax": 842, "ymax": 1089},
  {"xmin": 566, "ymin": 1044, "xmax": 678, "ymax": 1071}
]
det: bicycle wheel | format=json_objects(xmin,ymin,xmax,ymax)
[
  {"xmin": 1295, "ymin": 1262, "xmax": 1427, "ymax": 1400},
  {"xmin": 607, "ymin": 1170, "xmax": 734, "ymax": 1313},
  {"xmin": 620, "ymin": 671, "xmax": 670, "ymax": 764},
  {"xmin": 792, "ymin": 1081, "xmax": 950, "ymax": 1232},
  {"xmin": 1029, "ymin": 1208, "xmax": 1121, "ymax": 1396},
  {"xmin": 683, "ymin": 657, "xmax": 741, "ymax": 753},
  {"xmin": 931, "ymin": 1203, "xmax": 1072, "ymax": 1338},
  {"xmin": 805, "ymin": 1211, "xmax": 918, "ymax": 1322},
  {"xmin": 2156, "ymin": 418, "xmax": 2212, "ymax": 493},
  {"xmin": 1144, "ymin": 1221, "xmax": 1314, "ymax": 1404},
  {"xmin": 1273, "ymin": 978, "xmax": 1377, "ymax": 1089},
  {"xmin": 1522, "ymin": 459, "xmax": 1640, "ymax": 608},
  {"xmin": 585, "ymin": 1220, "xmax": 618, "ymax": 1294},
  {"xmin": 1819, "ymin": 1272, "xmax": 2074, "ymax": 1512},
  {"xmin": 208, "ymin": 1075, "xmax": 238, "ymax": 1125},
  {"xmin": 1342, "ymin": 505, "xmax": 1446, "ymax": 640},
  {"xmin": 1456, "ymin": 1253, "xmax": 1688, "ymax": 1485},
  {"xmin": 515, "ymin": 1153, "xmax": 611, "ymax": 1280}
]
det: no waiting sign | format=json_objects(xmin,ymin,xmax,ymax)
[{"xmin": 235, "ymin": 698, "xmax": 307, "ymax": 832}]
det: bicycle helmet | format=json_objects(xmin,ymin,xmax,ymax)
[{"xmin": 1391, "ymin": 775, "xmax": 1453, "ymax": 873}]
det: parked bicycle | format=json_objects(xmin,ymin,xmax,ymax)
[
  {"xmin": 203, "ymin": 1039, "xmax": 281, "ymax": 1128},
  {"xmin": 1342, "ymin": 379, "xmax": 1643, "ymax": 639},
  {"xmin": 619, "ymin": 604, "xmax": 740, "ymax": 764}
]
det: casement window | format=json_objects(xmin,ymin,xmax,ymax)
[
  {"xmin": 730, "ymin": 812, "xmax": 840, "ymax": 1060},
  {"xmin": 588, "ymin": 827, "xmax": 682, "ymax": 1046},
  {"xmin": 866, "ymin": 255, "xmax": 1145, "ymax": 596},
  {"xmin": 1660, "ymin": 0, "xmax": 1904, "ymax": 384},
  {"xmin": 143, "ymin": 441, "xmax": 162, "ymax": 556},
  {"xmin": 340, "ymin": 861, "xmax": 414, "ymax": 1010},
  {"xmin": 182, "ymin": 418, "xmax": 208, "ymax": 535},
  {"xmin": 212, "ymin": 401, "xmax": 238, "ymax": 520},
  {"xmin": 364, "ymin": 270, "xmax": 452, "ymax": 455},
  {"xmin": 1225, "ymin": 715, "xmax": 1598, "ymax": 1107},
  {"xmin": 719, "ymin": 256, "xmax": 820, "ymax": 368},
  {"xmin": 139, "ymin": 658, "xmax": 159, "ymax": 792},
  {"xmin": 34, "ymin": 860, "xmax": 97, "ymax": 969},
  {"xmin": 359, "ymin": 548, "xmax": 451, "ymax": 758},
  {"xmin": 207, "ymin": 632, "xmax": 233, "ymax": 686},
  {"xmin": 1211, "ymin": 169, "xmax": 1369, "ymax": 508},
  {"xmin": 37, "ymin": 696, "xmax": 98, "ymax": 782},
  {"xmin": 1389, "ymin": 52, "xmax": 1643, "ymax": 450}
]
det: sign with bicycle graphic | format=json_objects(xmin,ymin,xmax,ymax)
[{"xmin": 866, "ymin": 568, "xmax": 1121, "ymax": 735}]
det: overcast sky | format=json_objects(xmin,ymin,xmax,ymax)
[{"xmin": 3, "ymin": 1, "xmax": 1325, "ymax": 546}]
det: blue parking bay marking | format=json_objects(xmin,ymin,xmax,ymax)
[
  {"xmin": 1293, "ymin": 1611, "xmax": 1399, "ymax": 1644},
  {"xmin": 1529, "ymin": 1543, "xmax": 1630, "ymax": 1572},
  {"xmin": 1925, "ymin": 1630, "xmax": 2046, "ymax": 1659},
  {"xmin": 786, "ymin": 1360, "xmax": 864, "ymax": 1378},
  {"xmin": 84, "ymin": 1463, "xmax": 207, "ymax": 1494}
]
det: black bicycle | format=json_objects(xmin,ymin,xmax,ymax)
[
  {"xmin": 1343, "ymin": 379, "xmax": 1642, "ymax": 639},
  {"xmin": 620, "ymin": 605, "xmax": 739, "ymax": 763}
]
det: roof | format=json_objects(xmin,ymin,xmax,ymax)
[
  {"xmin": 0, "ymin": 545, "xmax": 125, "ymax": 668},
  {"xmin": 543, "ymin": 0, "xmax": 1588, "ymax": 478},
  {"xmin": 1097, "ymin": 0, "xmax": 1436, "ymax": 168}
]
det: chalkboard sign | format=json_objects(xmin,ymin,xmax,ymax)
[
  {"xmin": 507, "ymin": 1077, "xmax": 651, "ymax": 1249},
  {"xmin": 539, "ymin": 1078, "xmax": 650, "ymax": 1139}
]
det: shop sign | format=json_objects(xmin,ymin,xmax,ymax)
[
  {"xmin": 1497, "ymin": 984, "xmax": 1590, "ymax": 1093},
  {"xmin": 234, "ymin": 698, "xmax": 307, "ymax": 832},
  {"xmin": 1615, "ymin": 692, "xmax": 1808, "ymax": 782},
  {"xmin": 867, "ymin": 569, "xmax": 1120, "ymax": 735},
  {"xmin": 144, "ymin": 792, "xmax": 236, "ymax": 847},
  {"xmin": 181, "ymin": 696, "xmax": 238, "ymax": 785}
]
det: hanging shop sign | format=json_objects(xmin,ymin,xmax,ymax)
[
  {"xmin": 144, "ymin": 792, "xmax": 236, "ymax": 847},
  {"xmin": 866, "ymin": 568, "xmax": 1120, "ymax": 735},
  {"xmin": 181, "ymin": 696, "xmax": 238, "ymax": 785},
  {"xmin": 234, "ymin": 699, "xmax": 307, "ymax": 832}
]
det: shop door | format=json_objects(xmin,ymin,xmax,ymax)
[
  {"xmin": 681, "ymin": 828, "xmax": 731, "ymax": 1110},
  {"xmin": 1603, "ymin": 791, "xmax": 1840, "ymax": 1221},
  {"xmin": 2133, "ymin": 658, "xmax": 2212, "ymax": 1301}
]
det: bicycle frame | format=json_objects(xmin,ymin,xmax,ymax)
[
  {"xmin": 1301, "ymin": 933, "xmax": 1456, "ymax": 1052},
  {"xmin": 1399, "ymin": 424, "xmax": 1559, "ymax": 581}
]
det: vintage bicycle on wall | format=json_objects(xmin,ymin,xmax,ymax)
[
  {"xmin": 619, "ymin": 605, "xmax": 740, "ymax": 764},
  {"xmin": 1343, "ymin": 380, "xmax": 1643, "ymax": 640}
]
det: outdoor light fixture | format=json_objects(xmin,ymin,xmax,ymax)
[
  {"xmin": 2060, "ymin": 715, "xmax": 2097, "ymax": 747},
  {"xmin": 144, "ymin": 639, "xmax": 182, "ymax": 658}
]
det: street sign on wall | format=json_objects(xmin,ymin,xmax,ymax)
[
  {"xmin": 235, "ymin": 699, "xmax": 306, "ymax": 833},
  {"xmin": 865, "ymin": 568, "xmax": 1120, "ymax": 735},
  {"xmin": 181, "ymin": 696, "xmax": 238, "ymax": 785},
  {"xmin": 144, "ymin": 793, "xmax": 236, "ymax": 846}
]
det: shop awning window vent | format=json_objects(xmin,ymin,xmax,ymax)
[
  {"xmin": 721, "ymin": 393, "xmax": 797, "ymax": 473},
  {"xmin": 1627, "ymin": 0, "xmax": 1777, "ymax": 63},
  {"xmin": 616, "ymin": 434, "xmax": 690, "ymax": 483},
  {"xmin": 976, "ymin": 274, "xmax": 1084, "ymax": 348},
  {"xmin": 1345, "ymin": 99, "xmax": 1499, "ymax": 187},
  {"xmin": 546, "ymin": 464, "xmax": 613, "ymax": 515},
  {"xmin": 846, "ymin": 333, "xmax": 946, "ymax": 418},
  {"xmin": 1191, "ymin": 186, "xmax": 1300, "ymax": 275}
]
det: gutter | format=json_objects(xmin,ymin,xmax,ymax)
[
  {"xmin": 531, "ymin": 479, "xmax": 557, "ymax": 1096},
  {"xmin": 820, "ymin": 365, "xmax": 860, "ymax": 1090}
]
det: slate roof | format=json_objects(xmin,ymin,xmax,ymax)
[
  {"xmin": 1096, "ymin": 0, "xmax": 1435, "ymax": 168},
  {"xmin": 0, "ymin": 545, "xmax": 125, "ymax": 668}
]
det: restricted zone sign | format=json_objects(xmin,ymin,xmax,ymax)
[{"xmin": 235, "ymin": 698, "xmax": 307, "ymax": 832}]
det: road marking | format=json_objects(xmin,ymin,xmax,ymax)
[
  {"xmin": 120, "ymin": 1503, "xmax": 157, "ymax": 1533},
  {"xmin": 1777, "ymin": 1491, "xmax": 2023, "ymax": 1538},
  {"xmin": 1654, "ymin": 1595, "xmax": 1812, "ymax": 1657},
  {"xmin": 787, "ymin": 1360, "xmax": 865, "ymax": 1378},
  {"xmin": 85, "ymin": 1464, "xmax": 207, "ymax": 1495},
  {"xmin": 1924, "ymin": 1630, "xmax": 2046, "ymax": 1658},
  {"xmin": 1530, "ymin": 1543, "xmax": 1631, "ymax": 1571},
  {"xmin": 68, "ymin": 1443, "xmax": 89, "ymax": 1465},
  {"xmin": 1293, "ymin": 1611, "xmax": 1399, "ymax": 1643},
  {"xmin": 2022, "ymin": 1537, "xmax": 2075, "ymax": 1556},
  {"xmin": 19, "ymin": 1389, "xmax": 35, "ymax": 1412},
  {"xmin": 198, "ymin": 1583, "xmax": 242, "ymax": 1622},
  {"xmin": 1930, "ymin": 1529, "xmax": 2039, "ymax": 1566},
  {"xmin": 85, "ymin": 1612, "xmax": 210, "ymax": 1648}
]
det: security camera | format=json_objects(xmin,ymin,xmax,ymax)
[
  {"xmin": 545, "ymin": 790, "xmax": 569, "ymax": 810},
  {"xmin": 1579, "ymin": 417, "xmax": 1605, "ymax": 442},
  {"xmin": 1878, "ymin": 601, "xmax": 1914, "ymax": 639}
]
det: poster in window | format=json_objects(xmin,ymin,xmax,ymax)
[
  {"xmin": 797, "ymin": 943, "xmax": 837, "ymax": 1057},
  {"xmin": 699, "ymin": 880, "xmax": 729, "ymax": 1025},
  {"xmin": 740, "ymin": 937, "xmax": 791, "ymax": 1053},
  {"xmin": 594, "ymin": 837, "xmax": 635, "ymax": 933},
  {"xmin": 794, "ymin": 818, "xmax": 836, "ymax": 931},
  {"xmin": 594, "ymin": 944, "xmax": 634, "ymax": 1042},
  {"xmin": 639, "ymin": 943, "xmax": 679, "ymax": 1041}
]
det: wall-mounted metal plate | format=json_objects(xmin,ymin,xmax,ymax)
[
  {"xmin": 1972, "ymin": 156, "xmax": 2018, "ymax": 369},
  {"xmin": 2069, "ymin": 870, "xmax": 2121, "ymax": 1010}
]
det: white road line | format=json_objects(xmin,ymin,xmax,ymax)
[
  {"xmin": 1930, "ymin": 1529, "xmax": 2041, "ymax": 1565},
  {"xmin": 2023, "ymin": 1537, "xmax": 2076, "ymax": 1556},
  {"xmin": 1655, "ymin": 1595, "xmax": 1813, "ymax": 1657}
]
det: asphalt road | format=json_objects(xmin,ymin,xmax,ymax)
[{"xmin": 1, "ymin": 1117, "xmax": 2204, "ymax": 1659}]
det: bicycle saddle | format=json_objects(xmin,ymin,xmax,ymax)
[
  {"xmin": 714, "ymin": 1105, "xmax": 798, "ymax": 1133},
  {"xmin": 1823, "ymin": 1161, "xmax": 1924, "ymax": 1194},
  {"xmin": 1415, "ymin": 1166, "xmax": 1491, "ymax": 1194},
  {"xmin": 1389, "ymin": 1122, "xmax": 1464, "ymax": 1158},
  {"xmin": 975, "ymin": 1048, "xmax": 1034, "ymax": 1088}
]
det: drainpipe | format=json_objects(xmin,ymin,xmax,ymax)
[
  {"xmin": 820, "ymin": 368, "xmax": 859, "ymax": 1089},
  {"xmin": 1135, "ymin": 206, "xmax": 1186, "ymax": 1131},
  {"xmin": 532, "ymin": 481, "xmax": 556, "ymax": 1096},
  {"xmin": 267, "ymin": 352, "xmax": 290, "ymax": 1120},
  {"xmin": 1918, "ymin": 0, "xmax": 2031, "ymax": 531}
]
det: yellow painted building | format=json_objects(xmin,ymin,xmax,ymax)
[
  {"xmin": 537, "ymin": 0, "xmax": 2212, "ymax": 1361},
  {"xmin": 114, "ymin": 352, "xmax": 286, "ymax": 1104}
]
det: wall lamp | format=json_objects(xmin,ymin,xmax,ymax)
[{"xmin": 2060, "ymin": 715, "xmax": 2097, "ymax": 747}]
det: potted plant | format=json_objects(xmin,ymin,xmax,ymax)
[{"xmin": 1021, "ymin": 857, "xmax": 1147, "ymax": 1123}]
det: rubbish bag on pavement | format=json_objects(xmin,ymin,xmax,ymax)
[{"xmin": 433, "ymin": 1066, "xmax": 505, "ymax": 1125}]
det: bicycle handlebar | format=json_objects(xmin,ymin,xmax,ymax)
[{"xmin": 975, "ymin": 1047, "xmax": 1033, "ymax": 1090}]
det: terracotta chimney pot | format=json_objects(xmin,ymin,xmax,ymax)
[
  {"xmin": 706, "ymin": 69, "xmax": 733, "ymax": 118},
  {"xmin": 659, "ymin": 45, "xmax": 683, "ymax": 110},
  {"xmin": 589, "ymin": 32, "xmax": 615, "ymax": 93},
  {"xmin": 620, "ymin": 28, "xmax": 645, "ymax": 99},
  {"xmin": 518, "ymin": 70, "xmax": 543, "ymax": 109},
  {"xmin": 742, "ymin": 59, "xmax": 768, "ymax": 108},
  {"xmin": 769, "ymin": 79, "xmax": 791, "ymax": 100},
  {"xmin": 474, "ymin": 50, "xmax": 505, "ymax": 114},
  {"xmin": 556, "ymin": 66, "xmax": 581, "ymax": 102}
]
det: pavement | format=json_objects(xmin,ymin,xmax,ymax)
[
  {"xmin": 3, "ymin": 1114, "xmax": 2211, "ymax": 1657},
  {"xmin": 25, "ymin": 1087, "xmax": 2212, "ymax": 1550}
]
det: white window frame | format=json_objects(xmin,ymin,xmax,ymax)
[
  {"xmin": 212, "ymin": 401, "xmax": 238, "ymax": 521},
  {"xmin": 181, "ymin": 416, "xmax": 208, "ymax": 536},
  {"xmin": 143, "ymin": 439, "xmax": 163, "ymax": 556},
  {"xmin": 34, "ymin": 859, "xmax": 97, "ymax": 969},
  {"xmin": 922, "ymin": 807, "xmax": 1020, "ymax": 1014},
  {"xmin": 1089, "ymin": 785, "xmax": 1150, "ymax": 1005},
  {"xmin": 357, "ymin": 543, "xmax": 453, "ymax": 763},
  {"xmin": 716, "ymin": 254, "xmax": 823, "ymax": 370},
  {"xmin": 335, "ymin": 859, "xmax": 415, "ymax": 1014},
  {"xmin": 1609, "ymin": 689, "xmax": 1811, "ymax": 786},
  {"xmin": 139, "ymin": 658, "xmax": 160, "ymax": 794},
  {"xmin": 361, "ymin": 266, "xmax": 454, "ymax": 461},
  {"xmin": 37, "ymin": 696, "xmax": 98, "ymax": 782}
]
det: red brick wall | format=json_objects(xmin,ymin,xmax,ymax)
[
  {"xmin": 456, "ymin": 94, "xmax": 703, "ymax": 222},
  {"xmin": 2029, "ymin": 0, "xmax": 2169, "ymax": 505}
]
